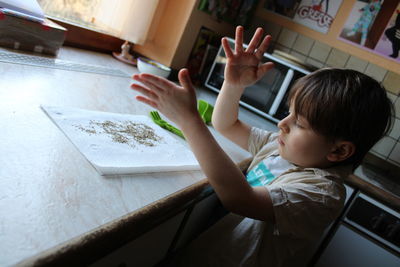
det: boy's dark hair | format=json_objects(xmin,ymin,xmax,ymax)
[{"xmin": 288, "ymin": 68, "xmax": 393, "ymax": 169}]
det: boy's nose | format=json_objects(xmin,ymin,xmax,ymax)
[{"xmin": 278, "ymin": 117, "xmax": 290, "ymax": 133}]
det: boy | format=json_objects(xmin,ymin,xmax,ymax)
[{"xmin": 132, "ymin": 26, "xmax": 393, "ymax": 266}]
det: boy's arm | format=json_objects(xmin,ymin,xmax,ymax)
[
  {"xmin": 132, "ymin": 69, "xmax": 275, "ymax": 222},
  {"xmin": 180, "ymin": 107, "xmax": 275, "ymax": 222},
  {"xmin": 212, "ymin": 81, "xmax": 251, "ymax": 150},
  {"xmin": 212, "ymin": 26, "xmax": 274, "ymax": 150}
]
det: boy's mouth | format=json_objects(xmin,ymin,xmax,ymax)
[{"xmin": 278, "ymin": 136, "xmax": 285, "ymax": 146}]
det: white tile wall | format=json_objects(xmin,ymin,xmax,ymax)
[
  {"xmin": 372, "ymin": 137, "xmax": 396, "ymax": 157},
  {"xmin": 395, "ymin": 97, "xmax": 400, "ymax": 118},
  {"xmin": 389, "ymin": 143, "xmax": 400, "ymax": 164},
  {"xmin": 309, "ymin": 41, "xmax": 331, "ymax": 62},
  {"xmin": 345, "ymin": 56, "xmax": 368, "ymax": 72},
  {"xmin": 364, "ymin": 63, "xmax": 388, "ymax": 82},
  {"xmin": 326, "ymin": 48, "xmax": 349, "ymax": 68},
  {"xmin": 277, "ymin": 28, "xmax": 298, "ymax": 48},
  {"xmin": 389, "ymin": 118, "xmax": 400, "ymax": 139},
  {"xmin": 292, "ymin": 34, "xmax": 314, "ymax": 55}
]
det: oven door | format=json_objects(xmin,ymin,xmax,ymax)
[
  {"xmin": 315, "ymin": 224, "xmax": 400, "ymax": 267},
  {"xmin": 315, "ymin": 193, "xmax": 400, "ymax": 267}
]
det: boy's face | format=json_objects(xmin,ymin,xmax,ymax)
[{"xmin": 277, "ymin": 108, "xmax": 336, "ymax": 168}]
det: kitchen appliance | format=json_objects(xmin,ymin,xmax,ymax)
[
  {"xmin": 314, "ymin": 192, "xmax": 400, "ymax": 267},
  {"xmin": 204, "ymin": 37, "xmax": 312, "ymax": 124}
]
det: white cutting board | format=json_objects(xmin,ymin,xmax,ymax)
[{"xmin": 41, "ymin": 106, "xmax": 200, "ymax": 175}]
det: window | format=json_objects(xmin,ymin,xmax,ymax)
[
  {"xmin": 38, "ymin": 0, "xmax": 104, "ymax": 32},
  {"xmin": 37, "ymin": 0, "xmax": 160, "ymax": 45}
]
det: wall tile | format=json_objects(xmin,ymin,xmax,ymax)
[
  {"xmin": 382, "ymin": 71, "xmax": 400, "ymax": 95},
  {"xmin": 306, "ymin": 57, "xmax": 324, "ymax": 69},
  {"xmin": 289, "ymin": 50, "xmax": 307, "ymax": 62},
  {"xmin": 364, "ymin": 63, "xmax": 387, "ymax": 82},
  {"xmin": 309, "ymin": 41, "xmax": 331, "ymax": 62},
  {"xmin": 371, "ymin": 136, "xmax": 396, "ymax": 157},
  {"xmin": 370, "ymin": 151, "xmax": 387, "ymax": 161},
  {"xmin": 387, "ymin": 92, "xmax": 397, "ymax": 106},
  {"xmin": 277, "ymin": 28, "xmax": 298, "ymax": 49},
  {"xmin": 389, "ymin": 142, "xmax": 400, "ymax": 164},
  {"xmin": 326, "ymin": 48, "xmax": 349, "ymax": 68},
  {"xmin": 272, "ymin": 43, "xmax": 290, "ymax": 53},
  {"xmin": 292, "ymin": 34, "xmax": 314, "ymax": 55},
  {"xmin": 345, "ymin": 56, "xmax": 368, "ymax": 72},
  {"xmin": 395, "ymin": 97, "xmax": 400, "ymax": 119},
  {"xmin": 389, "ymin": 118, "xmax": 400, "ymax": 139}
]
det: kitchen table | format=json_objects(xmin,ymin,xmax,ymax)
[{"xmin": 0, "ymin": 47, "xmax": 252, "ymax": 266}]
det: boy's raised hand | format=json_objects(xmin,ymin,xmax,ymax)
[
  {"xmin": 222, "ymin": 26, "xmax": 274, "ymax": 88},
  {"xmin": 131, "ymin": 68, "xmax": 199, "ymax": 127}
]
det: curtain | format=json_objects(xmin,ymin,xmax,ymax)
[{"xmin": 95, "ymin": 0, "xmax": 160, "ymax": 45}]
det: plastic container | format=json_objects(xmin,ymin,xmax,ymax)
[{"xmin": 137, "ymin": 57, "xmax": 171, "ymax": 78}]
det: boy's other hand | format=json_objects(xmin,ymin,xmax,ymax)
[
  {"xmin": 131, "ymin": 69, "xmax": 199, "ymax": 128},
  {"xmin": 222, "ymin": 26, "xmax": 274, "ymax": 89}
]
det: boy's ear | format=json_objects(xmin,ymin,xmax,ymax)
[{"xmin": 327, "ymin": 141, "xmax": 355, "ymax": 162}]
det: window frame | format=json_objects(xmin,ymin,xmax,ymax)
[{"xmin": 52, "ymin": 17, "xmax": 125, "ymax": 53}]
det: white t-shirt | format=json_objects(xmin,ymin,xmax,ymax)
[{"xmin": 246, "ymin": 155, "xmax": 295, "ymax": 187}]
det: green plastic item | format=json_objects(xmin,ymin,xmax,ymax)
[
  {"xmin": 149, "ymin": 111, "xmax": 185, "ymax": 139},
  {"xmin": 197, "ymin": 99, "xmax": 214, "ymax": 124},
  {"xmin": 148, "ymin": 100, "xmax": 213, "ymax": 139}
]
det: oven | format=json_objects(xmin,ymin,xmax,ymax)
[
  {"xmin": 314, "ymin": 192, "xmax": 400, "ymax": 267},
  {"xmin": 204, "ymin": 37, "xmax": 311, "ymax": 124}
]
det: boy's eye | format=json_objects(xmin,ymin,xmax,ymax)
[{"xmin": 295, "ymin": 120, "xmax": 304, "ymax": 128}]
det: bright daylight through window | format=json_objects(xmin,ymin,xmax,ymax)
[
  {"xmin": 37, "ymin": 0, "xmax": 102, "ymax": 31},
  {"xmin": 37, "ymin": 0, "xmax": 160, "ymax": 45}
]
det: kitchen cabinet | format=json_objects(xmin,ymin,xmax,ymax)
[
  {"xmin": 90, "ymin": 190, "xmax": 222, "ymax": 267},
  {"xmin": 314, "ymin": 192, "xmax": 400, "ymax": 267},
  {"xmin": 302, "ymin": 184, "xmax": 356, "ymax": 266},
  {"xmin": 90, "ymin": 212, "xmax": 185, "ymax": 267},
  {"xmin": 315, "ymin": 224, "xmax": 400, "ymax": 267},
  {"xmin": 172, "ymin": 191, "xmax": 223, "ymax": 252}
]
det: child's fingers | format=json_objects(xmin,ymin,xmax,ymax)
[
  {"xmin": 134, "ymin": 73, "xmax": 165, "ymax": 92},
  {"xmin": 246, "ymin": 27, "xmax": 263, "ymax": 54},
  {"xmin": 234, "ymin": 25, "xmax": 244, "ymax": 54},
  {"xmin": 178, "ymin": 69, "xmax": 194, "ymax": 92},
  {"xmin": 255, "ymin": 35, "xmax": 272, "ymax": 59},
  {"xmin": 131, "ymin": 83, "xmax": 159, "ymax": 100},
  {"xmin": 139, "ymin": 73, "xmax": 176, "ymax": 91},
  {"xmin": 257, "ymin": 62, "xmax": 275, "ymax": 78},
  {"xmin": 222, "ymin": 37, "xmax": 234, "ymax": 58},
  {"xmin": 133, "ymin": 74, "xmax": 161, "ymax": 92},
  {"xmin": 134, "ymin": 73, "xmax": 171, "ymax": 94},
  {"xmin": 135, "ymin": 95, "xmax": 158, "ymax": 109},
  {"xmin": 136, "ymin": 79, "xmax": 164, "ymax": 96}
]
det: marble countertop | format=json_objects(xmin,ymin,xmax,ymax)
[
  {"xmin": 1, "ymin": 46, "xmax": 399, "ymax": 266},
  {"xmin": 0, "ymin": 46, "xmax": 252, "ymax": 266}
]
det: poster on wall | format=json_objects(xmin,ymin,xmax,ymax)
[
  {"xmin": 375, "ymin": 5, "xmax": 400, "ymax": 59},
  {"xmin": 264, "ymin": 0, "xmax": 343, "ymax": 33},
  {"xmin": 293, "ymin": 0, "xmax": 343, "ymax": 33},
  {"xmin": 185, "ymin": 27, "xmax": 221, "ymax": 85},
  {"xmin": 339, "ymin": 0, "xmax": 400, "ymax": 62},
  {"xmin": 198, "ymin": 0, "xmax": 259, "ymax": 26}
]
